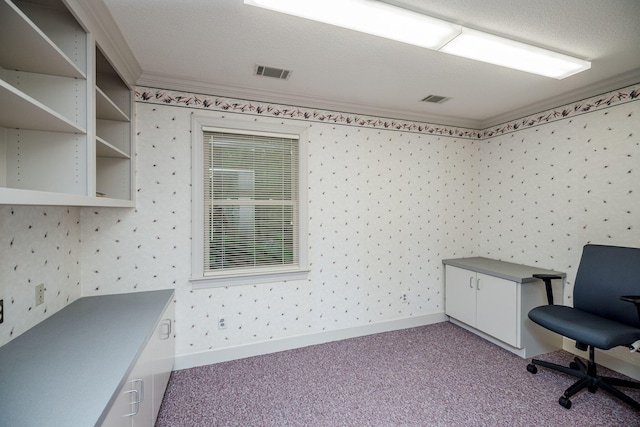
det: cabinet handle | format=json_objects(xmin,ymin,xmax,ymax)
[
  {"xmin": 124, "ymin": 389, "xmax": 139, "ymax": 416},
  {"xmin": 132, "ymin": 378, "xmax": 144, "ymax": 403},
  {"xmin": 160, "ymin": 319, "xmax": 172, "ymax": 340},
  {"xmin": 469, "ymin": 277, "xmax": 474, "ymax": 289},
  {"xmin": 476, "ymin": 278, "xmax": 481, "ymax": 291}
]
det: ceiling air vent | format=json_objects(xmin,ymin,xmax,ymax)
[
  {"xmin": 255, "ymin": 65, "xmax": 292, "ymax": 80},
  {"xmin": 421, "ymin": 94, "xmax": 450, "ymax": 104}
]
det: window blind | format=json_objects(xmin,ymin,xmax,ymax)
[{"xmin": 203, "ymin": 130, "xmax": 299, "ymax": 273}]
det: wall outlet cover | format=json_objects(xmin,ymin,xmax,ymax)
[
  {"xmin": 218, "ymin": 316, "xmax": 227, "ymax": 330},
  {"xmin": 36, "ymin": 284, "xmax": 45, "ymax": 306}
]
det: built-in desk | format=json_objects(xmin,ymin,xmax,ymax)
[
  {"xmin": 443, "ymin": 257, "xmax": 565, "ymax": 357},
  {"xmin": 0, "ymin": 289, "xmax": 174, "ymax": 427}
]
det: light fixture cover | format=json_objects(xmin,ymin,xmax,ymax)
[
  {"xmin": 439, "ymin": 28, "xmax": 591, "ymax": 79},
  {"xmin": 244, "ymin": 0, "xmax": 461, "ymax": 50},
  {"xmin": 245, "ymin": 0, "xmax": 591, "ymax": 79}
]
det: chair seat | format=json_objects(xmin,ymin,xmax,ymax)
[{"xmin": 529, "ymin": 305, "xmax": 640, "ymax": 350}]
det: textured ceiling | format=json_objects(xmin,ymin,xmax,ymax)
[{"xmin": 103, "ymin": 0, "xmax": 640, "ymax": 128}]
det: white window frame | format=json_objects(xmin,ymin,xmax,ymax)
[{"xmin": 190, "ymin": 115, "xmax": 309, "ymax": 288}]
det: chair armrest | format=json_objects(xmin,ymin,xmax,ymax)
[
  {"xmin": 620, "ymin": 295, "xmax": 640, "ymax": 321},
  {"xmin": 532, "ymin": 274, "xmax": 563, "ymax": 305},
  {"xmin": 620, "ymin": 295, "xmax": 640, "ymax": 304}
]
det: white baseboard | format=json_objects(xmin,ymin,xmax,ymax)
[
  {"xmin": 448, "ymin": 318, "xmax": 561, "ymax": 359},
  {"xmin": 174, "ymin": 312, "xmax": 448, "ymax": 370}
]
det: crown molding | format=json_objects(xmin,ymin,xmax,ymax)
[
  {"xmin": 66, "ymin": 0, "xmax": 142, "ymax": 86},
  {"xmin": 137, "ymin": 80, "xmax": 640, "ymax": 142},
  {"xmin": 137, "ymin": 69, "xmax": 640, "ymax": 133},
  {"xmin": 480, "ymin": 68, "xmax": 640, "ymax": 129},
  {"xmin": 136, "ymin": 85, "xmax": 486, "ymax": 139},
  {"xmin": 137, "ymin": 71, "xmax": 484, "ymax": 130},
  {"xmin": 137, "ymin": 69, "xmax": 640, "ymax": 140}
]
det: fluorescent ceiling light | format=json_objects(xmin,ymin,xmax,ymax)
[
  {"xmin": 245, "ymin": 0, "xmax": 461, "ymax": 50},
  {"xmin": 244, "ymin": 0, "xmax": 591, "ymax": 80},
  {"xmin": 440, "ymin": 28, "xmax": 591, "ymax": 79}
]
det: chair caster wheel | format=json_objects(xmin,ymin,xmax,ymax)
[
  {"xmin": 559, "ymin": 396, "xmax": 572, "ymax": 409},
  {"xmin": 569, "ymin": 362, "xmax": 579, "ymax": 370},
  {"xmin": 527, "ymin": 364, "xmax": 538, "ymax": 374}
]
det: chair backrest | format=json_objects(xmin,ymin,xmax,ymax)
[{"xmin": 574, "ymin": 244, "xmax": 640, "ymax": 327}]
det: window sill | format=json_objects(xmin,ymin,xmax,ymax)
[{"xmin": 190, "ymin": 267, "xmax": 310, "ymax": 289}]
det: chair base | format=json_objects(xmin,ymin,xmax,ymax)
[{"xmin": 528, "ymin": 347, "xmax": 640, "ymax": 411}]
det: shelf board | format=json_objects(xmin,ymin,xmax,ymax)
[
  {"xmin": 96, "ymin": 136, "xmax": 130, "ymax": 159},
  {"xmin": 96, "ymin": 86, "xmax": 130, "ymax": 122},
  {"xmin": 0, "ymin": 0, "xmax": 85, "ymax": 79},
  {"xmin": 0, "ymin": 79, "xmax": 86, "ymax": 133},
  {"xmin": 96, "ymin": 71, "xmax": 131, "ymax": 117},
  {"xmin": 0, "ymin": 187, "xmax": 134, "ymax": 207}
]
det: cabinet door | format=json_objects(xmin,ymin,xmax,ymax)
[
  {"xmin": 101, "ymin": 376, "xmax": 134, "ymax": 427},
  {"xmin": 131, "ymin": 337, "xmax": 154, "ymax": 427},
  {"xmin": 151, "ymin": 302, "xmax": 175, "ymax": 425},
  {"xmin": 476, "ymin": 273, "xmax": 517, "ymax": 346},
  {"xmin": 101, "ymin": 337, "xmax": 153, "ymax": 427},
  {"xmin": 445, "ymin": 265, "xmax": 477, "ymax": 327}
]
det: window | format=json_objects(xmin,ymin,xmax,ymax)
[{"xmin": 191, "ymin": 117, "xmax": 309, "ymax": 287}]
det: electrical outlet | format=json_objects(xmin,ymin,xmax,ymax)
[
  {"xmin": 36, "ymin": 283, "xmax": 45, "ymax": 306},
  {"xmin": 0, "ymin": 299, "xmax": 4, "ymax": 324},
  {"xmin": 218, "ymin": 316, "xmax": 227, "ymax": 330}
]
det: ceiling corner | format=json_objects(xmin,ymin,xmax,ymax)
[
  {"xmin": 66, "ymin": 0, "xmax": 143, "ymax": 86},
  {"xmin": 480, "ymin": 67, "xmax": 640, "ymax": 130}
]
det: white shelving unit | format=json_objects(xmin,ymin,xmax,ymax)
[
  {"xmin": 0, "ymin": 0, "xmax": 135, "ymax": 207},
  {"xmin": 96, "ymin": 47, "xmax": 133, "ymax": 201}
]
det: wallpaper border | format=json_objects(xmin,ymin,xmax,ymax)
[{"xmin": 135, "ymin": 82, "xmax": 640, "ymax": 140}]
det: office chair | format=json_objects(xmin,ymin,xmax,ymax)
[{"xmin": 526, "ymin": 244, "xmax": 640, "ymax": 410}]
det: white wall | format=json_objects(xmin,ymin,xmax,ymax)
[
  {"xmin": 79, "ymin": 98, "xmax": 460, "ymax": 362},
  {"xmin": 477, "ymin": 102, "xmax": 640, "ymax": 299},
  {"xmin": 0, "ymin": 206, "xmax": 81, "ymax": 346},
  {"xmin": 1, "ymin": 83, "xmax": 639, "ymax": 374}
]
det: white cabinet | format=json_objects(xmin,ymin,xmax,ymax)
[
  {"xmin": 102, "ymin": 344, "xmax": 153, "ymax": 427},
  {"xmin": 0, "ymin": 0, "xmax": 135, "ymax": 206},
  {"xmin": 444, "ymin": 258, "xmax": 564, "ymax": 358},
  {"xmin": 445, "ymin": 265, "xmax": 476, "ymax": 328},
  {"xmin": 445, "ymin": 266, "xmax": 517, "ymax": 346},
  {"xmin": 0, "ymin": 290, "xmax": 173, "ymax": 427},
  {"xmin": 102, "ymin": 300, "xmax": 175, "ymax": 427},
  {"xmin": 152, "ymin": 317, "xmax": 175, "ymax": 425}
]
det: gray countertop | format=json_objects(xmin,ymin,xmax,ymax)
[
  {"xmin": 0, "ymin": 289, "xmax": 174, "ymax": 427},
  {"xmin": 443, "ymin": 257, "xmax": 565, "ymax": 283}
]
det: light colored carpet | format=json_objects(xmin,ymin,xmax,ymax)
[{"xmin": 156, "ymin": 322, "xmax": 639, "ymax": 426}]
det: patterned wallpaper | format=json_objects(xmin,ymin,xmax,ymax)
[
  {"xmin": 0, "ymin": 206, "xmax": 81, "ymax": 346},
  {"xmin": 80, "ymin": 106, "xmax": 453, "ymax": 355},
  {"xmin": 1, "ymin": 82, "xmax": 639, "ymax": 363},
  {"xmin": 477, "ymin": 104, "xmax": 640, "ymax": 299}
]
